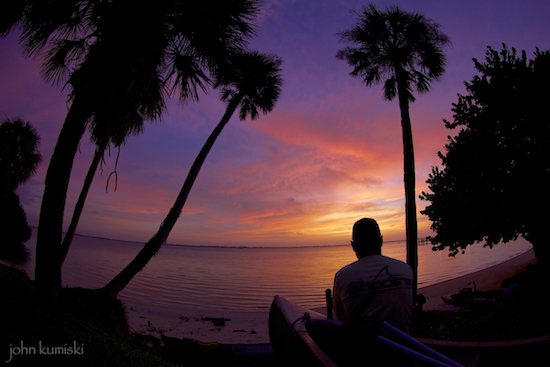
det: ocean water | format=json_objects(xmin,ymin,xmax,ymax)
[{"xmin": 17, "ymin": 232, "xmax": 532, "ymax": 312}]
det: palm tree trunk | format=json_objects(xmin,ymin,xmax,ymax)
[
  {"xmin": 396, "ymin": 78, "xmax": 418, "ymax": 299},
  {"xmin": 102, "ymin": 95, "xmax": 243, "ymax": 296},
  {"xmin": 36, "ymin": 98, "xmax": 90, "ymax": 302},
  {"xmin": 60, "ymin": 142, "xmax": 107, "ymax": 265}
]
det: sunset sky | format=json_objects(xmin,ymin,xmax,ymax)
[{"xmin": 1, "ymin": 0, "xmax": 549, "ymax": 247}]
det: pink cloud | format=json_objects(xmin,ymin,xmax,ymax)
[{"xmin": 7, "ymin": 0, "xmax": 550, "ymax": 248}]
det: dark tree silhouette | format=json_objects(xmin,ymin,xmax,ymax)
[
  {"xmin": 337, "ymin": 4, "xmax": 450, "ymax": 296},
  {"xmin": 2, "ymin": 0, "xmax": 260, "ymax": 301},
  {"xmin": 0, "ymin": 118, "xmax": 41, "ymax": 263},
  {"xmin": 0, "ymin": 192, "xmax": 32, "ymax": 264},
  {"xmin": 421, "ymin": 45, "xmax": 550, "ymax": 270},
  {"xmin": 103, "ymin": 51, "xmax": 283, "ymax": 296},
  {"xmin": 0, "ymin": 118, "xmax": 41, "ymax": 195}
]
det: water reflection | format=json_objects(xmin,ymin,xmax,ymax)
[{"xmin": 16, "ymin": 232, "xmax": 533, "ymax": 312}]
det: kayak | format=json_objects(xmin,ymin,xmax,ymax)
[
  {"xmin": 268, "ymin": 295, "xmax": 463, "ymax": 367},
  {"xmin": 268, "ymin": 295, "xmax": 550, "ymax": 367}
]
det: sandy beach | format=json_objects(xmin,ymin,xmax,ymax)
[
  {"xmin": 126, "ymin": 248, "xmax": 537, "ymax": 345},
  {"xmin": 420, "ymin": 248, "xmax": 537, "ymax": 311}
]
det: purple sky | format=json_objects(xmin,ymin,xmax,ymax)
[{"xmin": 2, "ymin": 0, "xmax": 549, "ymax": 247}]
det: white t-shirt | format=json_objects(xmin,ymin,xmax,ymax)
[{"xmin": 333, "ymin": 255, "xmax": 413, "ymax": 333}]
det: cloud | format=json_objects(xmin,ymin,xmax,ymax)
[{"xmin": 6, "ymin": 0, "xmax": 550, "ymax": 247}]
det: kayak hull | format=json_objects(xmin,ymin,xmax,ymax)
[{"xmin": 268, "ymin": 295, "xmax": 550, "ymax": 367}]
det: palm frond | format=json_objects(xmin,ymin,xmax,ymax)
[
  {"xmin": 0, "ymin": 118, "xmax": 42, "ymax": 192},
  {"xmin": 20, "ymin": 0, "xmax": 96, "ymax": 57},
  {"xmin": 337, "ymin": 3, "xmax": 450, "ymax": 102},
  {"xmin": 164, "ymin": 48, "xmax": 212, "ymax": 103},
  {"xmin": 17, "ymin": 0, "xmax": 265, "ymax": 157},
  {"xmin": 216, "ymin": 50, "xmax": 283, "ymax": 121},
  {"xmin": 42, "ymin": 39, "xmax": 88, "ymax": 85},
  {"xmin": 383, "ymin": 77, "xmax": 397, "ymax": 101}
]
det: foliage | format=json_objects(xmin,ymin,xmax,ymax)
[
  {"xmin": 0, "ymin": 192, "xmax": 31, "ymax": 263},
  {"xmin": 5, "ymin": 0, "xmax": 259, "ymax": 151},
  {"xmin": 0, "ymin": 118, "xmax": 40, "ymax": 263},
  {"xmin": 0, "ymin": 118, "xmax": 41, "ymax": 195},
  {"xmin": 336, "ymin": 3, "xmax": 450, "ymax": 103},
  {"xmin": 421, "ymin": 45, "xmax": 550, "ymax": 263},
  {"xmin": 217, "ymin": 50, "xmax": 283, "ymax": 120}
]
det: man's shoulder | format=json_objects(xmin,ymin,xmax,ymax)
[
  {"xmin": 335, "ymin": 260, "xmax": 360, "ymax": 277},
  {"xmin": 379, "ymin": 255, "xmax": 410, "ymax": 266},
  {"xmin": 379, "ymin": 256, "xmax": 413, "ymax": 276},
  {"xmin": 335, "ymin": 255, "xmax": 412, "ymax": 279},
  {"xmin": 355, "ymin": 255, "xmax": 412, "ymax": 275}
]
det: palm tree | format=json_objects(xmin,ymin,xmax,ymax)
[
  {"xmin": 0, "ymin": 118, "xmax": 41, "ymax": 196},
  {"xmin": 337, "ymin": 4, "xmax": 450, "ymax": 297},
  {"xmin": 103, "ymin": 50, "xmax": 283, "ymax": 296},
  {"xmin": 3, "ymin": 0, "xmax": 260, "ymax": 301},
  {"xmin": 0, "ymin": 118, "xmax": 41, "ymax": 263}
]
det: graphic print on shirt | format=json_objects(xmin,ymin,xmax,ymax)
[{"xmin": 348, "ymin": 265, "xmax": 412, "ymax": 296}]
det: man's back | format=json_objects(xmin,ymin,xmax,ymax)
[{"xmin": 333, "ymin": 254, "xmax": 413, "ymax": 333}]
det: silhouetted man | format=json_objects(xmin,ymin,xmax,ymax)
[{"xmin": 333, "ymin": 218, "xmax": 413, "ymax": 333}]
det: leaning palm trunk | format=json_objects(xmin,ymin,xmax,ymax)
[
  {"xmin": 102, "ymin": 95, "xmax": 243, "ymax": 296},
  {"xmin": 397, "ymin": 78, "xmax": 418, "ymax": 298},
  {"xmin": 36, "ymin": 98, "xmax": 90, "ymax": 301},
  {"xmin": 60, "ymin": 141, "xmax": 106, "ymax": 264}
]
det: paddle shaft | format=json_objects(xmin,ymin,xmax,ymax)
[{"xmin": 325, "ymin": 289, "xmax": 333, "ymax": 319}]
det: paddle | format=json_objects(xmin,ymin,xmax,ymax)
[{"xmin": 325, "ymin": 289, "xmax": 333, "ymax": 319}]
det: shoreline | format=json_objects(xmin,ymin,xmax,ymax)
[
  {"xmin": 126, "ymin": 248, "xmax": 537, "ymax": 344},
  {"xmin": 419, "ymin": 248, "xmax": 536, "ymax": 311}
]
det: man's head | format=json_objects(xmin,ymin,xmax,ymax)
[{"xmin": 351, "ymin": 218, "xmax": 382, "ymax": 258}]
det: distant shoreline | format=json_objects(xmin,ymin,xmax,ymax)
[{"xmin": 28, "ymin": 226, "xmax": 411, "ymax": 249}]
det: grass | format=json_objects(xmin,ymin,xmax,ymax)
[{"xmin": 413, "ymin": 264, "xmax": 550, "ymax": 341}]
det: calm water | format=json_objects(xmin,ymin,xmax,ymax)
[{"xmin": 17, "ymin": 232, "xmax": 532, "ymax": 312}]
